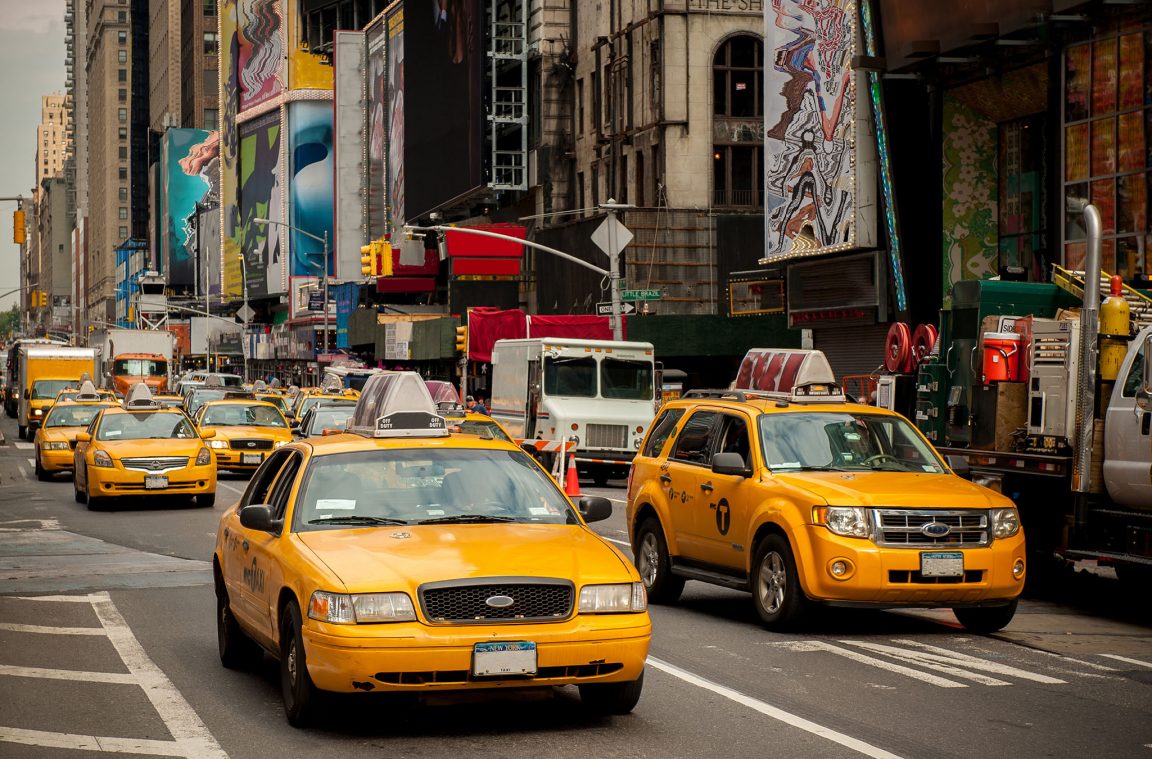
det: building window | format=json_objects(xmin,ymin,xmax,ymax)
[
  {"xmin": 118, "ymin": 30, "xmax": 127, "ymax": 44},
  {"xmin": 204, "ymin": 108, "xmax": 218, "ymax": 130},
  {"xmin": 204, "ymin": 32, "xmax": 218, "ymax": 55},
  {"xmin": 119, "ymin": 187, "xmax": 128, "ymax": 201},
  {"xmin": 636, "ymin": 150, "xmax": 645, "ymax": 207},
  {"xmin": 118, "ymin": 69, "xmax": 127, "ymax": 82},
  {"xmin": 203, "ymin": 0, "xmax": 216, "ymax": 15},
  {"xmin": 118, "ymin": 108, "xmax": 127, "ymax": 122},
  {"xmin": 713, "ymin": 35, "xmax": 763, "ymax": 118},
  {"xmin": 119, "ymin": 207, "xmax": 128, "ymax": 220},
  {"xmin": 118, "ymin": 11, "xmax": 126, "ymax": 21},
  {"xmin": 576, "ymin": 171, "xmax": 585, "ymax": 213},
  {"xmin": 577, "ymin": 78, "xmax": 584, "ymax": 136},
  {"xmin": 118, "ymin": 88, "xmax": 127, "ymax": 103},
  {"xmin": 119, "ymin": 167, "xmax": 127, "ymax": 180},
  {"xmin": 119, "ymin": 226, "xmax": 128, "ymax": 239},
  {"xmin": 118, "ymin": 127, "xmax": 127, "ymax": 140},
  {"xmin": 118, "ymin": 146, "xmax": 127, "ymax": 159},
  {"xmin": 713, "ymin": 145, "xmax": 764, "ymax": 208},
  {"xmin": 712, "ymin": 35, "xmax": 764, "ymax": 208},
  {"xmin": 117, "ymin": 50, "xmax": 127, "ymax": 64}
]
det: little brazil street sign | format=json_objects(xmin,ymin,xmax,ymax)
[
  {"xmin": 597, "ymin": 301, "xmax": 636, "ymax": 316},
  {"xmin": 620, "ymin": 289, "xmax": 661, "ymax": 301}
]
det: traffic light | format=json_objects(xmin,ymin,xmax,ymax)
[
  {"xmin": 13, "ymin": 210, "xmax": 25, "ymax": 245},
  {"xmin": 455, "ymin": 325, "xmax": 468, "ymax": 354},
  {"xmin": 40, "ymin": 291, "xmax": 48, "ymax": 308},
  {"xmin": 378, "ymin": 241, "xmax": 393, "ymax": 277},
  {"xmin": 360, "ymin": 243, "xmax": 376, "ymax": 277}
]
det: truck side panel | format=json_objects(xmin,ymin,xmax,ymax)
[{"xmin": 491, "ymin": 342, "xmax": 531, "ymax": 438}]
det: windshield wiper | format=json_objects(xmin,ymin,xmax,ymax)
[
  {"xmin": 307, "ymin": 515, "xmax": 408, "ymax": 526},
  {"xmin": 417, "ymin": 514, "xmax": 516, "ymax": 525},
  {"xmin": 769, "ymin": 465, "xmax": 849, "ymax": 472}
]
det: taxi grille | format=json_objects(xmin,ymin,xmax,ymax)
[
  {"xmin": 121, "ymin": 456, "xmax": 189, "ymax": 472},
  {"xmin": 419, "ymin": 578, "xmax": 574, "ymax": 624},
  {"xmin": 585, "ymin": 423, "xmax": 627, "ymax": 450},
  {"xmin": 871, "ymin": 509, "xmax": 990, "ymax": 548},
  {"xmin": 229, "ymin": 438, "xmax": 274, "ymax": 450}
]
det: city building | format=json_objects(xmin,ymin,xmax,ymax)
[
  {"xmin": 34, "ymin": 95, "xmax": 70, "ymax": 202},
  {"xmin": 66, "ymin": 0, "xmax": 89, "ymax": 336},
  {"xmin": 37, "ymin": 176, "xmax": 73, "ymax": 334}
]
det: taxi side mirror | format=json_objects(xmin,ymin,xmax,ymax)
[
  {"xmin": 199, "ymin": 428, "xmax": 217, "ymax": 439},
  {"xmin": 239, "ymin": 504, "xmax": 282, "ymax": 533},
  {"xmin": 712, "ymin": 452, "xmax": 751, "ymax": 478},
  {"xmin": 577, "ymin": 496, "xmax": 612, "ymax": 523},
  {"xmin": 75, "ymin": 432, "xmax": 91, "ymax": 443}
]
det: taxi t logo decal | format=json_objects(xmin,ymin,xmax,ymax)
[{"xmin": 714, "ymin": 498, "xmax": 731, "ymax": 535}]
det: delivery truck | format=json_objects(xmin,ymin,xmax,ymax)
[
  {"xmin": 490, "ymin": 338, "xmax": 657, "ymax": 485},
  {"xmin": 4, "ymin": 338, "xmax": 65, "ymax": 418},
  {"xmin": 90, "ymin": 328, "xmax": 176, "ymax": 395},
  {"xmin": 18, "ymin": 345, "xmax": 98, "ymax": 440}
]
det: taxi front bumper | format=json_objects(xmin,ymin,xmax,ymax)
[
  {"xmin": 303, "ymin": 615, "xmax": 651, "ymax": 693},
  {"xmin": 88, "ymin": 462, "xmax": 216, "ymax": 496},
  {"xmin": 212, "ymin": 449, "xmax": 271, "ymax": 470},
  {"xmin": 39, "ymin": 446, "xmax": 75, "ymax": 472},
  {"xmin": 793, "ymin": 526, "xmax": 1026, "ymax": 607}
]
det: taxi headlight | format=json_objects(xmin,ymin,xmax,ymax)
[
  {"xmin": 814, "ymin": 506, "xmax": 871, "ymax": 538},
  {"xmin": 991, "ymin": 507, "xmax": 1021, "ymax": 539},
  {"xmin": 274, "ymin": 440, "xmax": 288, "ymax": 448},
  {"xmin": 92, "ymin": 450, "xmax": 113, "ymax": 468},
  {"xmin": 196, "ymin": 448, "xmax": 211, "ymax": 466},
  {"xmin": 308, "ymin": 591, "xmax": 416, "ymax": 624},
  {"xmin": 42, "ymin": 441, "xmax": 70, "ymax": 450},
  {"xmin": 207, "ymin": 439, "xmax": 228, "ymax": 449},
  {"xmin": 33, "ymin": 408, "xmax": 43, "ymax": 416},
  {"xmin": 578, "ymin": 582, "xmax": 647, "ymax": 613}
]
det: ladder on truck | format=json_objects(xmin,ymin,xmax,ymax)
[{"xmin": 1051, "ymin": 265, "xmax": 1152, "ymax": 333}]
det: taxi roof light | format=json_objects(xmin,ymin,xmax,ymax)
[
  {"xmin": 75, "ymin": 379, "xmax": 102, "ymax": 402},
  {"xmin": 124, "ymin": 383, "xmax": 162, "ymax": 409},
  {"xmin": 348, "ymin": 371, "xmax": 450, "ymax": 439}
]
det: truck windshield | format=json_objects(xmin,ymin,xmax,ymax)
[
  {"xmin": 759, "ymin": 412, "xmax": 945, "ymax": 473},
  {"xmin": 601, "ymin": 358, "xmax": 654, "ymax": 400},
  {"xmin": 544, "ymin": 356, "xmax": 598, "ymax": 397},
  {"xmin": 31, "ymin": 379, "xmax": 74, "ymax": 399},
  {"xmin": 114, "ymin": 359, "xmax": 167, "ymax": 376}
]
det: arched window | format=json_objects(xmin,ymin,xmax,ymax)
[
  {"xmin": 713, "ymin": 35, "xmax": 764, "ymax": 208},
  {"xmin": 713, "ymin": 35, "xmax": 763, "ymax": 118}
]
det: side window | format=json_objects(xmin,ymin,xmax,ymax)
[
  {"xmin": 713, "ymin": 414, "xmax": 751, "ymax": 467},
  {"xmin": 642, "ymin": 407, "xmax": 685, "ymax": 457},
  {"xmin": 267, "ymin": 452, "xmax": 303, "ymax": 519},
  {"xmin": 1122, "ymin": 343, "xmax": 1146, "ymax": 398},
  {"xmin": 671, "ymin": 410, "xmax": 719, "ymax": 465},
  {"xmin": 240, "ymin": 450, "xmax": 293, "ymax": 508}
]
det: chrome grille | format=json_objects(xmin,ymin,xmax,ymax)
[
  {"xmin": 585, "ymin": 423, "xmax": 628, "ymax": 449},
  {"xmin": 871, "ymin": 509, "xmax": 990, "ymax": 548},
  {"xmin": 419, "ymin": 578, "xmax": 574, "ymax": 624},
  {"xmin": 121, "ymin": 456, "xmax": 189, "ymax": 473},
  {"xmin": 229, "ymin": 438, "xmax": 274, "ymax": 451}
]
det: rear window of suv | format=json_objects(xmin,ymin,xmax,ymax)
[{"xmin": 642, "ymin": 408, "xmax": 685, "ymax": 457}]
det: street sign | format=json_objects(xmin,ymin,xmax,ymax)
[
  {"xmin": 308, "ymin": 291, "xmax": 325, "ymax": 312},
  {"xmin": 236, "ymin": 304, "xmax": 255, "ymax": 324},
  {"xmin": 597, "ymin": 301, "xmax": 636, "ymax": 316},
  {"xmin": 620, "ymin": 289, "xmax": 661, "ymax": 301},
  {"xmin": 591, "ymin": 216, "xmax": 633, "ymax": 257}
]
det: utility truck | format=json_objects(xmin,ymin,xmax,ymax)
[
  {"xmin": 90, "ymin": 328, "xmax": 175, "ymax": 396},
  {"xmin": 490, "ymin": 338, "xmax": 656, "ymax": 485}
]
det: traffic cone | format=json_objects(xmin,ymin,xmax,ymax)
[{"xmin": 564, "ymin": 454, "xmax": 581, "ymax": 497}]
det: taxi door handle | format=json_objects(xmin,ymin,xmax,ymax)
[
  {"xmin": 223, "ymin": 528, "xmax": 230, "ymax": 539},
  {"xmin": 700, "ymin": 482, "xmax": 714, "ymax": 493},
  {"xmin": 659, "ymin": 474, "xmax": 672, "ymax": 484},
  {"xmin": 242, "ymin": 540, "xmax": 249, "ymax": 552}
]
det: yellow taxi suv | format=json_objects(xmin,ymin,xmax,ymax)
[
  {"xmin": 214, "ymin": 371, "xmax": 650, "ymax": 726},
  {"xmin": 626, "ymin": 349, "xmax": 1026, "ymax": 634},
  {"xmin": 34, "ymin": 388, "xmax": 116, "ymax": 480},
  {"xmin": 194, "ymin": 399, "xmax": 293, "ymax": 472},
  {"xmin": 73, "ymin": 385, "xmax": 218, "ymax": 510}
]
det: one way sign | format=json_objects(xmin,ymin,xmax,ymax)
[{"xmin": 597, "ymin": 301, "xmax": 636, "ymax": 316}]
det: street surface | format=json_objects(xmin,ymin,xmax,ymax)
[{"xmin": 0, "ymin": 412, "xmax": 1149, "ymax": 758}]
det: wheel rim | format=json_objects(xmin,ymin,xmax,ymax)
[
  {"xmin": 286, "ymin": 636, "xmax": 298, "ymax": 687},
  {"xmin": 757, "ymin": 551, "xmax": 786, "ymax": 614},
  {"xmin": 638, "ymin": 533, "xmax": 660, "ymax": 587}
]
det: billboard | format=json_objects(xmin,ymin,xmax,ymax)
[
  {"xmin": 762, "ymin": 0, "xmax": 876, "ymax": 262},
  {"xmin": 160, "ymin": 129, "xmax": 219, "ymax": 293},
  {"xmin": 387, "ymin": 5, "xmax": 405, "ymax": 244},
  {"xmin": 402, "ymin": 0, "xmax": 484, "ymax": 220},
  {"xmin": 288, "ymin": 100, "xmax": 334, "ymax": 278},
  {"xmin": 367, "ymin": 18, "xmax": 388, "ymax": 243},
  {"xmin": 219, "ymin": 0, "xmax": 243, "ymax": 298},
  {"xmin": 334, "ymin": 29, "xmax": 368, "ymax": 279},
  {"xmin": 237, "ymin": 0, "xmax": 282, "ymax": 111},
  {"xmin": 238, "ymin": 111, "xmax": 285, "ymax": 296}
]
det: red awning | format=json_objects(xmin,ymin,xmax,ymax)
[{"xmin": 465, "ymin": 309, "xmax": 620, "ymax": 362}]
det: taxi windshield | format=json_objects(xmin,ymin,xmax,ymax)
[
  {"xmin": 758, "ymin": 412, "xmax": 945, "ymax": 473},
  {"xmin": 32, "ymin": 379, "xmax": 74, "ymax": 399},
  {"xmin": 453, "ymin": 418, "xmax": 513, "ymax": 442},
  {"xmin": 96, "ymin": 412, "xmax": 197, "ymax": 441},
  {"xmin": 202, "ymin": 404, "xmax": 286, "ymax": 427},
  {"xmin": 309, "ymin": 408, "xmax": 354, "ymax": 432},
  {"xmin": 299, "ymin": 396, "xmax": 354, "ymax": 418},
  {"xmin": 45, "ymin": 404, "xmax": 112, "ymax": 428},
  {"xmin": 296, "ymin": 448, "xmax": 578, "ymax": 529}
]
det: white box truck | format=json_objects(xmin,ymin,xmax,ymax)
[
  {"xmin": 491, "ymin": 338, "xmax": 657, "ymax": 485},
  {"xmin": 89, "ymin": 328, "xmax": 176, "ymax": 395}
]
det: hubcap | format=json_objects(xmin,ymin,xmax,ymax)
[
  {"xmin": 638, "ymin": 533, "xmax": 659, "ymax": 586},
  {"xmin": 287, "ymin": 639, "xmax": 298, "ymax": 685},
  {"xmin": 758, "ymin": 552, "xmax": 786, "ymax": 614}
]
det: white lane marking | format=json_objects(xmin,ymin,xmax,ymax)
[
  {"xmin": 771, "ymin": 640, "xmax": 966, "ymax": 688},
  {"xmin": 605, "ymin": 497, "xmax": 627, "ymax": 505},
  {"xmin": 0, "ymin": 622, "xmax": 106, "ymax": 636},
  {"xmin": 604, "ymin": 537, "xmax": 631, "ymax": 548},
  {"xmin": 647, "ymin": 656, "xmax": 903, "ymax": 759},
  {"xmin": 889, "ymin": 639, "xmax": 1067, "ymax": 684},
  {"xmin": 216, "ymin": 481, "xmax": 245, "ymax": 495},
  {"xmin": 13, "ymin": 442, "xmax": 33, "ymax": 450},
  {"xmin": 90, "ymin": 592, "xmax": 228, "ymax": 758},
  {"xmin": 0, "ymin": 664, "xmax": 136, "ymax": 684},
  {"xmin": 0, "ymin": 726, "xmax": 185, "ymax": 756},
  {"xmin": 1022, "ymin": 647, "xmax": 1118, "ymax": 673},
  {"xmin": 845, "ymin": 641, "xmax": 1010, "ymax": 686},
  {"xmin": 15, "ymin": 594, "xmax": 99, "ymax": 603},
  {"xmin": 26, "ymin": 458, "xmax": 34, "ymax": 466},
  {"xmin": 1101, "ymin": 654, "xmax": 1152, "ymax": 669}
]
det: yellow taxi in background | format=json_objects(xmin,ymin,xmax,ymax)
[
  {"xmin": 74, "ymin": 385, "xmax": 217, "ymax": 510},
  {"xmin": 214, "ymin": 371, "xmax": 650, "ymax": 726},
  {"xmin": 257, "ymin": 393, "xmax": 291, "ymax": 417},
  {"xmin": 288, "ymin": 391, "xmax": 357, "ymax": 427},
  {"xmin": 193, "ymin": 399, "xmax": 293, "ymax": 472},
  {"xmin": 34, "ymin": 383, "xmax": 116, "ymax": 481},
  {"xmin": 152, "ymin": 393, "xmax": 185, "ymax": 410},
  {"xmin": 627, "ymin": 349, "xmax": 1026, "ymax": 634}
]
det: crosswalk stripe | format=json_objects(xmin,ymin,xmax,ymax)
[
  {"xmin": 0, "ymin": 726, "xmax": 185, "ymax": 756},
  {"xmin": 845, "ymin": 641, "xmax": 1011, "ymax": 686},
  {"xmin": 889, "ymin": 639, "xmax": 1067, "ymax": 684},
  {"xmin": 13, "ymin": 442, "xmax": 33, "ymax": 450},
  {"xmin": 776, "ymin": 640, "xmax": 967, "ymax": 688},
  {"xmin": 1100, "ymin": 654, "xmax": 1152, "ymax": 669},
  {"xmin": 0, "ymin": 623, "xmax": 106, "ymax": 636},
  {"xmin": 0, "ymin": 664, "xmax": 136, "ymax": 684}
]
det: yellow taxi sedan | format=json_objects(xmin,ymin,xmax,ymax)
[
  {"xmin": 73, "ymin": 392, "xmax": 217, "ymax": 510},
  {"xmin": 194, "ymin": 399, "xmax": 293, "ymax": 472},
  {"xmin": 34, "ymin": 398, "xmax": 117, "ymax": 480},
  {"xmin": 214, "ymin": 371, "xmax": 650, "ymax": 726}
]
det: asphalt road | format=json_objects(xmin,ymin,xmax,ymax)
[{"xmin": 0, "ymin": 413, "xmax": 1150, "ymax": 758}]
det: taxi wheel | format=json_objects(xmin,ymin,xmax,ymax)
[
  {"xmin": 197, "ymin": 492, "xmax": 217, "ymax": 508},
  {"xmin": 751, "ymin": 534, "xmax": 808, "ymax": 631},
  {"xmin": 87, "ymin": 493, "xmax": 108, "ymax": 512},
  {"xmin": 952, "ymin": 600, "xmax": 1018, "ymax": 634},
  {"xmin": 35, "ymin": 456, "xmax": 50, "ymax": 482},
  {"xmin": 635, "ymin": 519, "xmax": 684, "ymax": 604},
  {"xmin": 280, "ymin": 600, "xmax": 321, "ymax": 727},
  {"xmin": 216, "ymin": 577, "xmax": 260, "ymax": 669},
  {"xmin": 579, "ymin": 669, "xmax": 644, "ymax": 715},
  {"xmin": 74, "ymin": 482, "xmax": 86, "ymax": 504}
]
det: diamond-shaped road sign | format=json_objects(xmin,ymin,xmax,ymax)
[
  {"xmin": 596, "ymin": 301, "xmax": 636, "ymax": 316},
  {"xmin": 236, "ymin": 304, "xmax": 255, "ymax": 324},
  {"xmin": 591, "ymin": 216, "xmax": 633, "ymax": 257}
]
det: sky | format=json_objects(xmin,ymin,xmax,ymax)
[{"xmin": 0, "ymin": 2, "xmax": 67, "ymax": 311}]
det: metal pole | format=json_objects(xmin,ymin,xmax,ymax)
[
  {"xmin": 239, "ymin": 255, "xmax": 249, "ymax": 383},
  {"xmin": 1073, "ymin": 204, "xmax": 1102, "ymax": 497},
  {"xmin": 606, "ymin": 206, "xmax": 623, "ymax": 341},
  {"xmin": 322, "ymin": 230, "xmax": 330, "ymax": 354}
]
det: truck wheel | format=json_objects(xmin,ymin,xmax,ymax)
[
  {"xmin": 952, "ymin": 600, "xmax": 1018, "ymax": 634},
  {"xmin": 634, "ymin": 518, "xmax": 684, "ymax": 604},
  {"xmin": 579, "ymin": 669, "xmax": 644, "ymax": 715},
  {"xmin": 751, "ymin": 534, "xmax": 809, "ymax": 631},
  {"xmin": 592, "ymin": 471, "xmax": 609, "ymax": 488}
]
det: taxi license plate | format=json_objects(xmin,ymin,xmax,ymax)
[
  {"xmin": 921, "ymin": 551, "xmax": 964, "ymax": 577},
  {"xmin": 144, "ymin": 475, "xmax": 168, "ymax": 490},
  {"xmin": 472, "ymin": 641, "xmax": 537, "ymax": 677},
  {"xmin": 241, "ymin": 453, "xmax": 263, "ymax": 465}
]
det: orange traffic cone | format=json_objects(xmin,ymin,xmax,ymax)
[{"xmin": 564, "ymin": 454, "xmax": 581, "ymax": 497}]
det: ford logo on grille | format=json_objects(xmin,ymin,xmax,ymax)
[
  {"xmin": 246, "ymin": 441, "xmax": 256, "ymax": 448},
  {"xmin": 485, "ymin": 595, "xmax": 515, "ymax": 609},
  {"xmin": 921, "ymin": 522, "xmax": 952, "ymax": 537}
]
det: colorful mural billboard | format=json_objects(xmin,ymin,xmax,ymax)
[
  {"xmin": 238, "ymin": 111, "xmax": 285, "ymax": 297},
  {"xmin": 367, "ymin": 18, "xmax": 388, "ymax": 243},
  {"xmin": 219, "ymin": 0, "xmax": 243, "ymax": 298},
  {"xmin": 288, "ymin": 100, "xmax": 335, "ymax": 278},
  {"xmin": 762, "ymin": 0, "xmax": 876, "ymax": 261},
  {"xmin": 160, "ymin": 129, "xmax": 219, "ymax": 293},
  {"xmin": 387, "ymin": 6, "xmax": 405, "ymax": 244},
  {"xmin": 237, "ymin": 0, "xmax": 282, "ymax": 111}
]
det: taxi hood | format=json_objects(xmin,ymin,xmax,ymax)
[
  {"xmin": 769, "ymin": 471, "xmax": 1002, "ymax": 509},
  {"xmin": 296, "ymin": 524, "xmax": 632, "ymax": 592},
  {"xmin": 101, "ymin": 438, "xmax": 203, "ymax": 457}
]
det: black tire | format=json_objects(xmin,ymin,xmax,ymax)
[
  {"xmin": 280, "ymin": 600, "xmax": 321, "ymax": 727},
  {"xmin": 1114, "ymin": 563, "xmax": 1152, "ymax": 591},
  {"xmin": 17, "ymin": 425, "xmax": 26, "ymax": 441},
  {"xmin": 216, "ymin": 574, "xmax": 260, "ymax": 669},
  {"xmin": 74, "ymin": 483, "xmax": 86, "ymax": 504},
  {"xmin": 953, "ymin": 601, "xmax": 1018, "ymax": 634},
  {"xmin": 579, "ymin": 669, "xmax": 644, "ymax": 715},
  {"xmin": 633, "ymin": 518, "xmax": 684, "ymax": 604},
  {"xmin": 87, "ymin": 494, "xmax": 107, "ymax": 512},
  {"xmin": 751, "ymin": 534, "xmax": 809, "ymax": 631},
  {"xmin": 197, "ymin": 492, "xmax": 217, "ymax": 508},
  {"xmin": 35, "ymin": 456, "xmax": 50, "ymax": 482},
  {"xmin": 592, "ymin": 471, "xmax": 609, "ymax": 488}
]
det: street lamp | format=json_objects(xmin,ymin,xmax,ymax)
[{"xmin": 252, "ymin": 217, "xmax": 330, "ymax": 354}]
